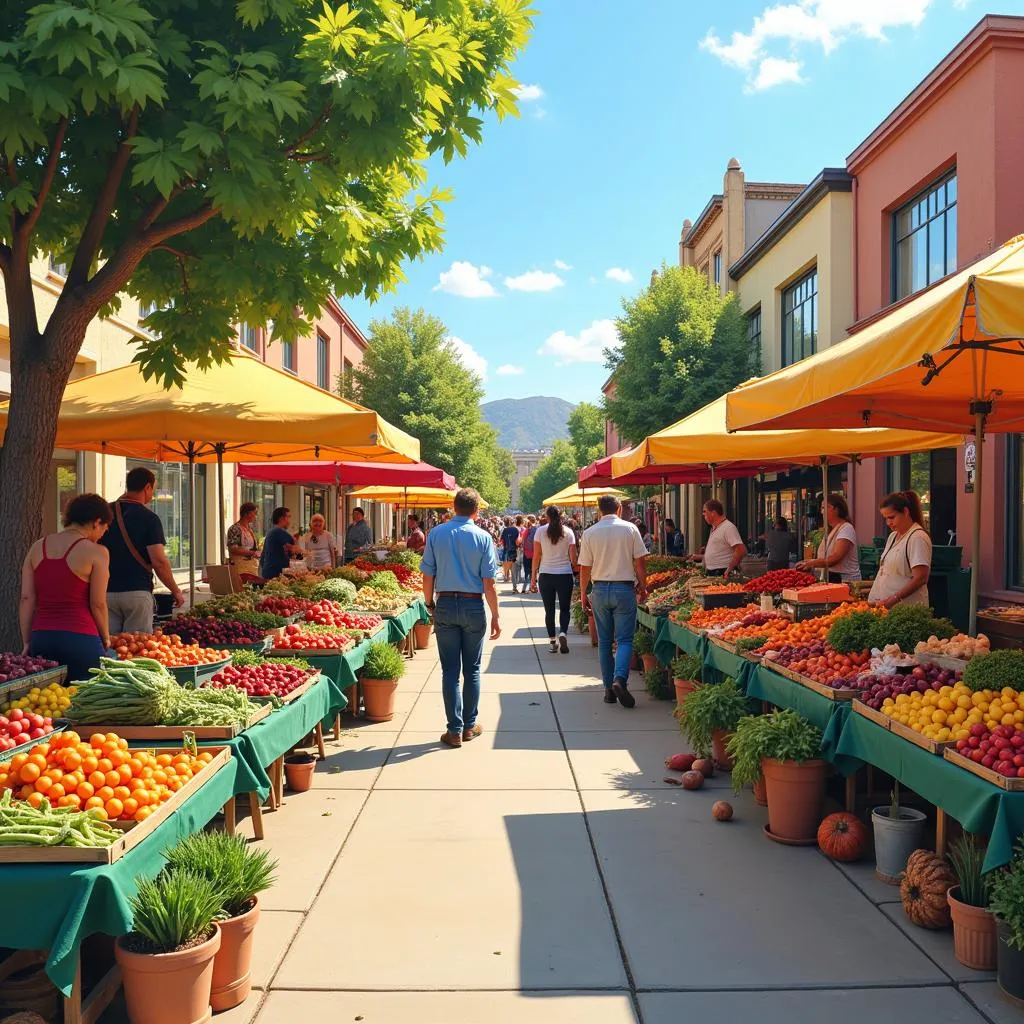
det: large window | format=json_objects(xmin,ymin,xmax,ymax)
[
  {"xmin": 746, "ymin": 307, "xmax": 762, "ymax": 369},
  {"xmin": 127, "ymin": 461, "xmax": 206, "ymax": 570},
  {"xmin": 713, "ymin": 251, "xmax": 722, "ymax": 287},
  {"xmin": 282, "ymin": 338, "xmax": 296, "ymax": 374},
  {"xmin": 893, "ymin": 171, "xmax": 957, "ymax": 301},
  {"xmin": 781, "ymin": 269, "xmax": 818, "ymax": 367},
  {"xmin": 239, "ymin": 323, "xmax": 258, "ymax": 352},
  {"xmin": 316, "ymin": 332, "xmax": 329, "ymax": 390},
  {"xmin": 240, "ymin": 481, "xmax": 283, "ymax": 541}
]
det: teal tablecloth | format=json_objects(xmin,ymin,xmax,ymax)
[
  {"xmin": 653, "ymin": 619, "xmax": 702, "ymax": 667},
  {"xmin": 0, "ymin": 754, "xmax": 238, "ymax": 995},
  {"xmin": 743, "ymin": 660, "xmax": 843, "ymax": 734},
  {"xmin": 637, "ymin": 608, "xmax": 663, "ymax": 634},
  {"xmin": 387, "ymin": 599, "xmax": 431, "ymax": 642}
]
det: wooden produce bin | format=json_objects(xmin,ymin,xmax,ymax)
[{"xmin": 68, "ymin": 702, "xmax": 272, "ymax": 742}]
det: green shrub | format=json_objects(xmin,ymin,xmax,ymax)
[
  {"xmin": 670, "ymin": 652, "xmax": 702, "ymax": 682},
  {"xmin": 989, "ymin": 838, "xmax": 1024, "ymax": 949},
  {"xmin": 677, "ymin": 678, "xmax": 750, "ymax": 757},
  {"xmin": 128, "ymin": 870, "xmax": 225, "ymax": 954},
  {"xmin": 632, "ymin": 628, "xmax": 654, "ymax": 656},
  {"xmin": 362, "ymin": 641, "xmax": 406, "ymax": 680},
  {"xmin": 363, "ymin": 570, "xmax": 402, "ymax": 595},
  {"xmin": 311, "ymin": 578, "xmax": 358, "ymax": 605},
  {"xmin": 643, "ymin": 666, "xmax": 673, "ymax": 700}
]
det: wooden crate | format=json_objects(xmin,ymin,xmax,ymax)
[
  {"xmin": 250, "ymin": 670, "xmax": 321, "ymax": 707},
  {"xmin": 916, "ymin": 652, "xmax": 970, "ymax": 674},
  {"xmin": 267, "ymin": 642, "xmax": 354, "ymax": 657},
  {"xmin": 944, "ymin": 746, "xmax": 1024, "ymax": 790},
  {"xmin": 69, "ymin": 702, "xmax": 272, "ymax": 741},
  {"xmin": 887, "ymin": 716, "xmax": 956, "ymax": 755},
  {"xmin": 0, "ymin": 665, "xmax": 69, "ymax": 703},
  {"xmin": 0, "ymin": 746, "xmax": 232, "ymax": 863},
  {"xmin": 768, "ymin": 663, "xmax": 858, "ymax": 701},
  {"xmin": 852, "ymin": 700, "xmax": 892, "ymax": 729},
  {"xmin": 708, "ymin": 637, "xmax": 739, "ymax": 655}
]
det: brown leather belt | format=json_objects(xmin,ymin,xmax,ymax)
[{"xmin": 436, "ymin": 591, "xmax": 483, "ymax": 599}]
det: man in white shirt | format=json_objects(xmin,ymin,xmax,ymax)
[
  {"xmin": 695, "ymin": 499, "xmax": 746, "ymax": 578},
  {"xmin": 577, "ymin": 495, "xmax": 648, "ymax": 708}
]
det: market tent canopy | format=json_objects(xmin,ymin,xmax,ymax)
[
  {"xmin": 543, "ymin": 483, "xmax": 627, "ymax": 507},
  {"xmin": 238, "ymin": 460, "xmax": 454, "ymax": 488},
  {"xmin": 579, "ymin": 450, "xmax": 774, "ymax": 489},
  {"xmin": 348, "ymin": 485, "xmax": 487, "ymax": 509},
  {"xmin": 0, "ymin": 350, "xmax": 420, "ymax": 463},
  {"xmin": 724, "ymin": 234, "xmax": 1024, "ymax": 434},
  {"xmin": 615, "ymin": 394, "xmax": 964, "ymax": 477}
]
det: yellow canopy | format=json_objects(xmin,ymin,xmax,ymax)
[
  {"xmin": 543, "ymin": 483, "xmax": 627, "ymax": 507},
  {"xmin": 0, "ymin": 349, "xmax": 420, "ymax": 463},
  {"xmin": 615, "ymin": 394, "xmax": 963, "ymax": 477},
  {"xmin": 348, "ymin": 486, "xmax": 488, "ymax": 509},
  {"xmin": 725, "ymin": 234, "xmax": 1024, "ymax": 434}
]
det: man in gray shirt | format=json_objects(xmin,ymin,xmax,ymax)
[{"xmin": 344, "ymin": 506, "xmax": 373, "ymax": 562}]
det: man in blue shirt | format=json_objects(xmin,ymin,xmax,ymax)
[
  {"xmin": 421, "ymin": 488, "xmax": 501, "ymax": 748},
  {"xmin": 259, "ymin": 506, "xmax": 300, "ymax": 580}
]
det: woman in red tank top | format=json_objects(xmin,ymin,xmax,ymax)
[{"xmin": 19, "ymin": 494, "xmax": 113, "ymax": 682}]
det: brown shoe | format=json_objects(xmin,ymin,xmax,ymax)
[
  {"xmin": 462, "ymin": 724, "xmax": 483, "ymax": 741},
  {"xmin": 440, "ymin": 731, "xmax": 463, "ymax": 748}
]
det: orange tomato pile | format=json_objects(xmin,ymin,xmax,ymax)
[
  {"xmin": 755, "ymin": 602, "xmax": 876, "ymax": 652},
  {"xmin": 646, "ymin": 570, "xmax": 684, "ymax": 592},
  {"xmin": 112, "ymin": 630, "xmax": 229, "ymax": 667},
  {"xmin": 718, "ymin": 616, "xmax": 794, "ymax": 644},
  {"xmin": 0, "ymin": 731, "xmax": 213, "ymax": 822},
  {"xmin": 701, "ymin": 582, "xmax": 746, "ymax": 594},
  {"xmin": 685, "ymin": 604, "xmax": 761, "ymax": 630}
]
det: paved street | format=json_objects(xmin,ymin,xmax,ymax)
[{"xmin": 185, "ymin": 591, "xmax": 1017, "ymax": 1024}]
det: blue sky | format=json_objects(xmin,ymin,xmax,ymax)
[{"xmin": 345, "ymin": 0, "xmax": 1023, "ymax": 408}]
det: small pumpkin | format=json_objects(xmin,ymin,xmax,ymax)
[
  {"xmin": 817, "ymin": 812, "xmax": 866, "ymax": 862},
  {"xmin": 681, "ymin": 770, "xmax": 704, "ymax": 790},
  {"xmin": 712, "ymin": 801, "xmax": 733, "ymax": 821},
  {"xmin": 900, "ymin": 849, "xmax": 955, "ymax": 929}
]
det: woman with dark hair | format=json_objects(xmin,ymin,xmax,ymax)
[
  {"xmin": 19, "ymin": 494, "xmax": 113, "ymax": 680},
  {"xmin": 500, "ymin": 516, "xmax": 519, "ymax": 584},
  {"xmin": 226, "ymin": 501, "xmax": 261, "ymax": 574},
  {"xmin": 530, "ymin": 506, "xmax": 578, "ymax": 653},
  {"xmin": 797, "ymin": 493, "xmax": 861, "ymax": 583},
  {"xmin": 868, "ymin": 491, "xmax": 932, "ymax": 609}
]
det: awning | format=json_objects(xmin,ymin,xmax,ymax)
[
  {"xmin": 238, "ymin": 460, "xmax": 455, "ymax": 488},
  {"xmin": 543, "ymin": 483, "xmax": 627, "ymax": 507},
  {"xmin": 348, "ymin": 485, "xmax": 487, "ymax": 509}
]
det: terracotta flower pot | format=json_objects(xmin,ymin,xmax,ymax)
[
  {"xmin": 361, "ymin": 677, "xmax": 399, "ymax": 722},
  {"xmin": 630, "ymin": 653, "xmax": 640, "ymax": 671},
  {"xmin": 284, "ymin": 753, "xmax": 316, "ymax": 792},
  {"xmin": 211, "ymin": 899, "xmax": 260, "ymax": 1011},
  {"xmin": 712, "ymin": 729, "xmax": 734, "ymax": 771},
  {"xmin": 412, "ymin": 621, "xmax": 433, "ymax": 650},
  {"xmin": 640, "ymin": 653, "xmax": 658, "ymax": 673},
  {"xmin": 761, "ymin": 757, "xmax": 827, "ymax": 844},
  {"xmin": 674, "ymin": 678, "xmax": 698, "ymax": 704},
  {"xmin": 997, "ymin": 919, "xmax": 1024, "ymax": 1001},
  {"xmin": 115, "ymin": 924, "xmax": 221, "ymax": 1024},
  {"xmin": 948, "ymin": 886, "xmax": 997, "ymax": 971},
  {"xmin": 752, "ymin": 776, "xmax": 768, "ymax": 806}
]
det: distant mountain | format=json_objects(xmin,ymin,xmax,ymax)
[{"xmin": 481, "ymin": 396, "xmax": 576, "ymax": 450}]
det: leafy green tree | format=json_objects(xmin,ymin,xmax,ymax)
[
  {"xmin": 567, "ymin": 400, "xmax": 604, "ymax": 467},
  {"xmin": 602, "ymin": 264, "xmax": 755, "ymax": 445},
  {"xmin": 345, "ymin": 307, "xmax": 511, "ymax": 506},
  {"xmin": 0, "ymin": 0, "xmax": 532, "ymax": 642},
  {"xmin": 519, "ymin": 439, "xmax": 578, "ymax": 512}
]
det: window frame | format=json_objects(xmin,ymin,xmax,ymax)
[
  {"xmin": 746, "ymin": 306, "xmax": 762, "ymax": 370},
  {"xmin": 891, "ymin": 169, "xmax": 957, "ymax": 303},
  {"xmin": 780, "ymin": 267, "xmax": 818, "ymax": 368},
  {"xmin": 48, "ymin": 254, "xmax": 67, "ymax": 278},
  {"xmin": 282, "ymin": 337, "xmax": 297, "ymax": 374},
  {"xmin": 316, "ymin": 331, "xmax": 330, "ymax": 390},
  {"xmin": 713, "ymin": 251, "xmax": 722, "ymax": 286},
  {"xmin": 239, "ymin": 323, "xmax": 259, "ymax": 353}
]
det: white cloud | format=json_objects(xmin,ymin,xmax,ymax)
[
  {"xmin": 513, "ymin": 83, "xmax": 544, "ymax": 102},
  {"xmin": 553, "ymin": 259, "xmax": 572, "ymax": 271},
  {"xmin": 702, "ymin": 1, "xmax": 933, "ymax": 90},
  {"xmin": 537, "ymin": 319, "xmax": 620, "ymax": 366},
  {"xmin": 504, "ymin": 270, "xmax": 565, "ymax": 293},
  {"xmin": 605, "ymin": 267, "xmax": 633, "ymax": 284},
  {"xmin": 444, "ymin": 336, "xmax": 488, "ymax": 380},
  {"xmin": 434, "ymin": 261, "xmax": 498, "ymax": 298},
  {"xmin": 496, "ymin": 364, "xmax": 525, "ymax": 376}
]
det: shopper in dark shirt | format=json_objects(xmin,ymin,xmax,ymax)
[
  {"xmin": 260, "ymin": 507, "xmax": 300, "ymax": 579},
  {"xmin": 101, "ymin": 467, "xmax": 184, "ymax": 632}
]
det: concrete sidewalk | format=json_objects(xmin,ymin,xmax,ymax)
[{"xmin": 149, "ymin": 589, "xmax": 1020, "ymax": 1024}]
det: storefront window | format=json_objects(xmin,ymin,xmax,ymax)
[
  {"xmin": 127, "ymin": 460, "xmax": 206, "ymax": 569},
  {"xmin": 886, "ymin": 453, "xmax": 933, "ymax": 533},
  {"xmin": 240, "ymin": 481, "xmax": 283, "ymax": 541},
  {"xmin": 302, "ymin": 487, "xmax": 329, "ymax": 530}
]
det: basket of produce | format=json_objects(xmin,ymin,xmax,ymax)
[
  {"xmin": 162, "ymin": 616, "xmax": 272, "ymax": 651},
  {"xmin": 0, "ymin": 734, "xmax": 230, "ymax": 862},
  {"xmin": 915, "ymin": 632, "xmax": 989, "ymax": 668},
  {"xmin": 269, "ymin": 623, "xmax": 357, "ymax": 653},
  {"xmin": 67, "ymin": 658, "xmax": 270, "ymax": 739},
  {"xmin": 742, "ymin": 569, "xmax": 816, "ymax": 595},
  {"xmin": 698, "ymin": 584, "xmax": 750, "ymax": 610},
  {"xmin": 0, "ymin": 653, "xmax": 65, "ymax": 692},
  {"xmin": 302, "ymin": 602, "xmax": 385, "ymax": 636},
  {"xmin": 209, "ymin": 656, "xmax": 320, "ymax": 704},
  {"xmin": 349, "ymin": 591, "xmax": 410, "ymax": 617},
  {"xmin": 0, "ymin": 708, "xmax": 67, "ymax": 755}
]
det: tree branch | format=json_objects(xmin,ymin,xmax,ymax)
[
  {"xmin": 17, "ymin": 117, "xmax": 68, "ymax": 240},
  {"xmin": 153, "ymin": 244, "xmax": 192, "ymax": 295},
  {"xmin": 144, "ymin": 202, "xmax": 218, "ymax": 245},
  {"xmin": 284, "ymin": 100, "xmax": 332, "ymax": 156},
  {"xmin": 0, "ymin": 243, "xmax": 10, "ymax": 277},
  {"xmin": 290, "ymin": 151, "xmax": 329, "ymax": 163},
  {"xmin": 65, "ymin": 106, "xmax": 139, "ymax": 289}
]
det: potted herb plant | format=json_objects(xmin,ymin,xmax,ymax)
[
  {"xmin": 727, "ymin": 714, "xmax": 771, "ymax": 805},
  {"xmin": 670, "ymin": 652, "xmax": 703, "ymax": 703},
  {"xmin": 360, "ymin": 641, "xmax": 406, "ymax": 722},
  {"xmin": 871, "ymin": 782, "xmax": 927, "ymax": 884},
  {"xmin": 988, "ymin": 839, "xmax": 1024, "ymax": 999},
  {"xmin": 571, "ymin": 600, "xmax": 588, "ymax": 635},
  {"xmin": 948, "ymin": 834, "xmax": 996, "ymax": 970},
  {"xmin": 677, "ymin": 678, "xmax": 749, "ymax": 768},
  {"xmin": 633, "ymin": 628, "xmax": 657, "ymax": 672},
  {"xmin": 164, "ymin": 833, "xmax": 278, "ymax": 1012},
  {"xmin": 115, "ymin": 869, "xmax": 225, "ymax": 1024},
  {"xmin": 643, "ymin": 665, "xmax": 674, "ymax": 700}
]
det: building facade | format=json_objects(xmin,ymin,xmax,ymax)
[{"xmin": 509, "ymin": 449, "xmax": 551, "ymax": 509}]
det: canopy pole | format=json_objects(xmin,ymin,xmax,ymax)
[
  {"xmin": 819, "ymin": 457, "xmax": 830, "ymax": 582},
  {"xmin": 710, "ymin": 463, "xmax": 717, "ymax": 494},
  {"xmin": 215, "ymin": 444, "xmax": 226, "ymax": 565},
  {"xmin": 660, "ymin": 476, "xmax": 667, "ymax": 554},
  {"xmin": 758, "ymin": 471, "xmax": 766, "ymax": 559},
  {"xmin": 188, "ymin": 445, "xmax": 197, "ymax": 607},
  {"xmin": 970, "ymin": 409, "xmax": 985, "ymax": 635}
]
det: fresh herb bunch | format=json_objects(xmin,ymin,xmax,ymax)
[
  {"xmin": 231, "ymin": 651, "xmax": 312, "ymax": 671},
  {"xmin": 233, "ymin": 610, "xmax": 288, "ymax": 630},
  {"xmin": 988, "ymin": 838, "xmax": 1024, "ymax": 949},
  {"xmin": 670, "ymin": 652, "xmax": 702, "ymax": 682},
  {"xmin": 128, "ymin": 870, "xmax": 225, "ymax": 954},
  {"xmin": 362, "ymin": 641, "xmax": 406, "ymax": 681},
  {"xmin": 964, "ymin": 649, "xmax": 1024, "ymax": 693},
  {"xmin": 673, "ymin": 602, "xmax": 696, "ymax": 621},
  {"xmin": 311, "ymin": 578, "xmax": 358, "ymax": 605},
  {"xmin": 736, "ymin": 635, "xmax": 768, "ymax": 653},
  {"xmin": 827, "ymin": 611, "xmax": 880, "ymax": 655},
  {"xmin": 872, "ymin": 604, "xmax": 955, "ymax": 651},
  {"xmin": 632, "ymin": 629, "xmax": 654, "ymax": 656},
  {"xmin": 726, "ymin": 709, "xmax": 822, "ymax": 791},
  {"xmin": 385, "ymin": 550, "xmax": 422, "ymax": 570},
  {"xmin": 164, "ymin": 832, "xmax": 277, "ymax": 917},
  {"xmin": 726, "ymin": 715, "xmax": 774, "ymax": 792},
  {"xmin": 362, "ymin": 571, "xmax": 402, "ymax": 595},
  {"xmin": 677, "ymin": 678, "xmax": 750, "ymax": 757},
  {"xmin": 949, "ymin": 834, "xmax": 990, "ymax": 908},
  {"xmin": 325, "ymin": 565, "xmax": 371, "ymax": 585},
  {"xmin": 643, "ymin": 666, "xmax": 673, "ymax": 700}
]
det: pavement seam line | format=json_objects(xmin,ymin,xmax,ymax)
[{"xmin": 521, "ymin": 589, "xmax": 646, "ymax": 1024}]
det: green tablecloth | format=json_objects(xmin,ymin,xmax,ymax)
[
  {"xmin": 386, "ymin": 599, "xmax": 431, "ymax": 643},
  {"xmin": 653, "ymin": 619, "xmax": 701, "ymax": 667},
  {"xmin": 743, "ymin": 661, "xmax": 842, "ymax": 734},
  {"xmin": 0, "ymin": 754, "xmax": 238, "ymax": 995},
  {"xmin": 825, "ymin": 708, "xmax": 1024, "ymax": 872},
  {"xmin": 636, "ymin": 608, "xmax": 663, "ymax": 633}
]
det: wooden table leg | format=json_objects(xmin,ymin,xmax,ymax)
[
  {"xmin": 81, "ymin": 964, "xmax": 121, "ymax": 1024},
  {"xmin": 315, "ymin": 722, "xmax": 326, "ymax": 759},
  {"xmin": 333, "ymin": 710, "xmax": 343, "ymax": 739},
  {"xmin": 223, "ymin": 796, "xmax": 237, "ymax": 836},
  {"xmin": 248, "ymin": 791, "xmax": 265, "ymax": 840},
  {"xmin": 936, "ymin": 808, "xmax": 948, "ymax": 858},
  {"xmin": 64, "ymin": 959, "xmax": 83, "ymax": 1024},
  {"xmin": 274, "ymin": 756, "xmax": 285, "ymax": 805},
  {"xmin": 845, "ymin": 769, "xmax": 858, "ymax": 813}
]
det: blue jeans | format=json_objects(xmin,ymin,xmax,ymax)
[
  {"xmin": 30, "ymin": 630, "xmax": 110, "ymax": 683},
  {"xmin": 589, "ymin": 583, "xmax": 637, "ymax": 690},
  {"xmin": 433, "ymin": 596, "xmax": 487, "ymax": 735}
]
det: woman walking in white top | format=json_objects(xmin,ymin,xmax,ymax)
[
  {"xmin": 796, "ymin": 493, "xmax": 861, "ymax": 583},
  {"xmin": 531, "ymin": 506, "xmax": 578, "ymax": 654}
]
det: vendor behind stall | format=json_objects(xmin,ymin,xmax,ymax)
[
  {"xmin": 868, "ymin": 491, "xmax": 931, "ymax": 609},
  {"xmin": 226, "ymin": 501, "xmax": 261, "ymax": 575},
  {"xmin": 259, "ymin": 506, "xmax": 301, "ymax": 580},
  {"xmin": 695, "ymin": 500, "xmax": 746, "ymax": 578},
  {"xmin": 301, "ymin": 513, "xmax": 337, "ymax": 571},
  {"xmin": 796, "ymin": 494, "xmax": 861, "ymax": 583},
  {"xmin": 344, "ymin": 506, "xmax": 373, "ymax": 562}
]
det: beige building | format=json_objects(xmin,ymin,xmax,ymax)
[
  {"xmin": 510, "ymin": 449, "xmax": 550, "ymax": 509},
  {"xmin": 679, "ymin": 158, "xmax": 804, "ymax": 295}
]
